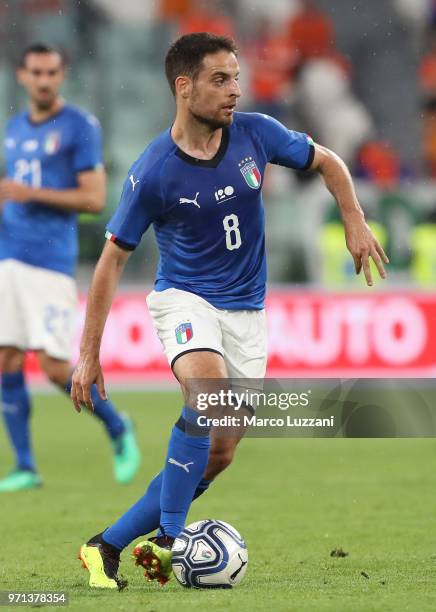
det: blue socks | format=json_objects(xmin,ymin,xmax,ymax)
[
  {"xmin": 103, "ymin": 407, "xmax": 212, "ymax": 550},
  {"xmin": 1, "ymin": 371, "xmax": 35, "ymax": 472},
  {"xmin": 193, "ymin": 477, "xmax": 212, "ymax": 500},
  {"xmin": 103, "ymin": 471, "xmax": 212, "ymax": 550},
  {"xmin": 1, "ymin": 372, "xmax": 126, "ymax": 473},
  {"xmin": 160, "ymin": 407, "xmax": 210, "ymax": 538},
  {"xmin": 64, "ymin": 377, "xmax": 125, "ymax": 440},
  {"xmin": 159, "ymin": 427, "xmax": 210, "ymax": 538},
  {"xmin": 103, "ymin": 472, "xmax": 163, "ymax": 550}
]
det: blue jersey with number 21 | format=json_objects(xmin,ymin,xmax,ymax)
[
  {"xmin": 0, "ymin": 104, "xmax": 102, "ymax": 277},
  {"xmin": 107, "ymin": 112, "xmax": 314, "ymax": 310}
]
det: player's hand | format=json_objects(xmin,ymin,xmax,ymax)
[
  {"xmin": 71, "ymin": 353, "xmax": 107, "ymax": 413},
  {"xmin": 0, "ymin": 179, "xmax": 33, "ymax": 203},
  {"xmin": 343, "ymin": 211, "xmax": 389, "ymax": 286}
]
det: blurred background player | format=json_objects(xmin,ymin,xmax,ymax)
[
  {"xmin": 0, "ymin": 43, "xmax": 140, "ymax": 492},
  {"xmin": 72, "ymin": 33, "xmax": 387, "ymax": 589}
]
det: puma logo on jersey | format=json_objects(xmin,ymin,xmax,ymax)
[
  {"xmin": 22, "ymin": 139, "xmax": 39, "ymax": 152},
  {"xmin": 130, "ymin": 174, "xmax": 140, "ymax": 191},
  {"xmin": 179, "ymin": 192, "xmax": 200, "ymax": 208},
  {"xmin": 168, "ymin": 458, "xmax": 194, "ymax": 473}
]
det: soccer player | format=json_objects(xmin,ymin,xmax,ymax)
[
  {"xmin": 73, "ymin": 33, "xmax": 388, "ymax": 589},
  {"xmin": 0, "ymin": 44, "xmax": 141, "ymax": 491}
]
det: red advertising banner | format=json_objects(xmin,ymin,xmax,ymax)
[
  {"xmin": 25, "ymin": 291, "xmax": 436, "ymax": 381},
  {"xmin": 265, "ymin": 291, "xmax": 436, "ymax": 377}
]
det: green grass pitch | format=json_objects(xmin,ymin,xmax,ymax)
[{"xmin": 0, "ymin": 391, "xmax": 435, "ymax": 611}]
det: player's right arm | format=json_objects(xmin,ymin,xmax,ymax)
[
  {"xmin": 0, "ymin": 167, "xmax": 106, "ymax": 213},
  {"xmin": 70, "ymin": 156, "xmax": 164, "ymax": 413},
  {"xmin": 71, "ymin": 240, "xmax": 131, "ymax": 413},
  {"xmin": 0, "ymin": 112, "xmax": 105, "ymax": 213}
]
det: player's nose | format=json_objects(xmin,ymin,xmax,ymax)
[
  {"xmin": 37, "ymin": 78, "xmax": 50, "ymax": 90},
  {"xmin": 232, "ymin": 81, "xmax": 241, "ymax": 98},
  {"xmin": 37, "ymin": 73, "xmax": 52, "ymax": 86},
  {"xmin": 227, "ymin": 79, "xmax": 241, "ymax": 98}
]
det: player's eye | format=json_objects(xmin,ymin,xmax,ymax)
[{"xmin": 30, "ymin": 69, "xmax": 58, "ymax": 77}]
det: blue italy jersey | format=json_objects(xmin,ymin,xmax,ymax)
[
  {"xmin": 0, "ymin": 104, "xmax": 103, "ymax": 276},
  {"xmin": 107, "ymin": 112, "xmax": 314, "ymax": 310}
]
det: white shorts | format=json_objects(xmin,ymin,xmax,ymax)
[
  {"xmin": 0, "ymin": 259, "xmax": 77, "ymax": 360},
  {"xmin": 146, "ymin": 288, "xmax": 267, "ymax": 379}
]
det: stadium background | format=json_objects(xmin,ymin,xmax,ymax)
[
  {"xmin": 1, "ymin": 3, "xmax": 436, "ymax": 611},
  {"xmin": 0, "ymin": 0, "xmax": 436, "ymax": 380},
  {"xmin": 1, "ymin": 0, "xmax": 436, "ymax": 381}
]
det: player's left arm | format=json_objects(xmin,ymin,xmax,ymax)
[
  {"xmin": 0, "ymin": 167, "xmax": 106, "ymax": 213},
  {"xmin": 310, "ymin": 143, "xmax": 389, "ymax": 286}
]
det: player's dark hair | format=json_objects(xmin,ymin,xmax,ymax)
[
  {"xmin": 20, "ymin": 43, "xmax": 64, "ymax": 68},
  {"xmin": 165, "ymin": 32, "xmax": 237, "ymax": 96}
]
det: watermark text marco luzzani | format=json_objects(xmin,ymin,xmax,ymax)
[{"xmin": 197, "ymin": 414, "xmax": 335, "ymax": 428}]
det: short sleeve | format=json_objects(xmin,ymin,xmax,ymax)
[
  {"xmin": 253, "ymin": 113, "xmax": 315, "ymax": 170},
  {"xmin": 71, "ymin": 114, "xmax": 103, "ymax": 173},
  {"xmin": 4, "ymin": 118, "xmax": 16, "ymax": 163},
  {"xmin": 105, "ymin": 169, "xmax": 164, "ymax": 250}
]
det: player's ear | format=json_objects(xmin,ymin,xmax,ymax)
[{"xmin": 175, "ymin": 76, "xmax": 192, "ymax": 99}]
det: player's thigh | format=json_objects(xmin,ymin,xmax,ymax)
[
  {"xmin": 220, "ymin": 309, "xmax": 267, "ymax": 379},
  {"xmin": 0, "ymin": 260, "xmax": 27, "ymax": 351},
  {"xmin": 147, "ymin": 287, "xmax": 225, "ymax": 375},
  {"xmin": 17, "ymin": 263, "xmax": 77, "ymax": 361},
  {"xmin": 0, "ymin": 346, "xmax": 26, "ymax": 373},
  {"xmin": 147, "ymin": 288, "xmax": 238, "ymax": 408},
  {"xmin": 173, "ymin": 349, "xmax": 228, "ymax": 407}
]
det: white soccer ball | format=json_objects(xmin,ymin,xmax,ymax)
[{"xmin": 171, "ymin": 519, "xmax": 248, "ymax": 589}]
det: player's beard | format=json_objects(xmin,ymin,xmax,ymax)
[
  {"xmin": 189, "ymin": 101, "xmax": 233, "ymax": 132},
  {"xmin": 189, "ymin": 108, "xmax": 231, "ymax": 131},
  {"xmin": 189, "ymin": 82, "xmax": 234, "ymax": 129},
  {"xmin": 33, "ymin": 90, "xmax": 57, "ymax": 111}
]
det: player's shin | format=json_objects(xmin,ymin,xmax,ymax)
[
  {"xmin": 1, "ymin": 371, "xmax": 35, "ymax": 472},
  {"xmin": 103, "ymin": 472, "xmax": 163, "ymax": 550},
  {"xmin": 98, "ymin": 473, "xmax": 212, "ymax": 550},
  {"xmin": 159, "ymin": 407, "xmax": 211, "ymax": 539}
]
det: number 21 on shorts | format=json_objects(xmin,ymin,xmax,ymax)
[{"xmin": 223, "ymin": 214, "xmax": 242, "ymax": 251}]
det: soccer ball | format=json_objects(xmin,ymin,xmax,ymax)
[{"xmin": 171, "ymin": 519, "xmax": 248, "ymax": 589}]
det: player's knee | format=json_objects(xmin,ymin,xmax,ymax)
[
  {"xmin": 38, "ymin": 356, "xmax": 69, "ymax": 389},
  {"xmin": 206, "ymin": 446, "xmax": 235, "ymax": 479},
  {"xmin": 0, "ymin": 348, "xmax": 25, "ymax": 373},
  {"xmin": 44, "ymin": 366, "xmax": 67, "ymax": 388}
]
